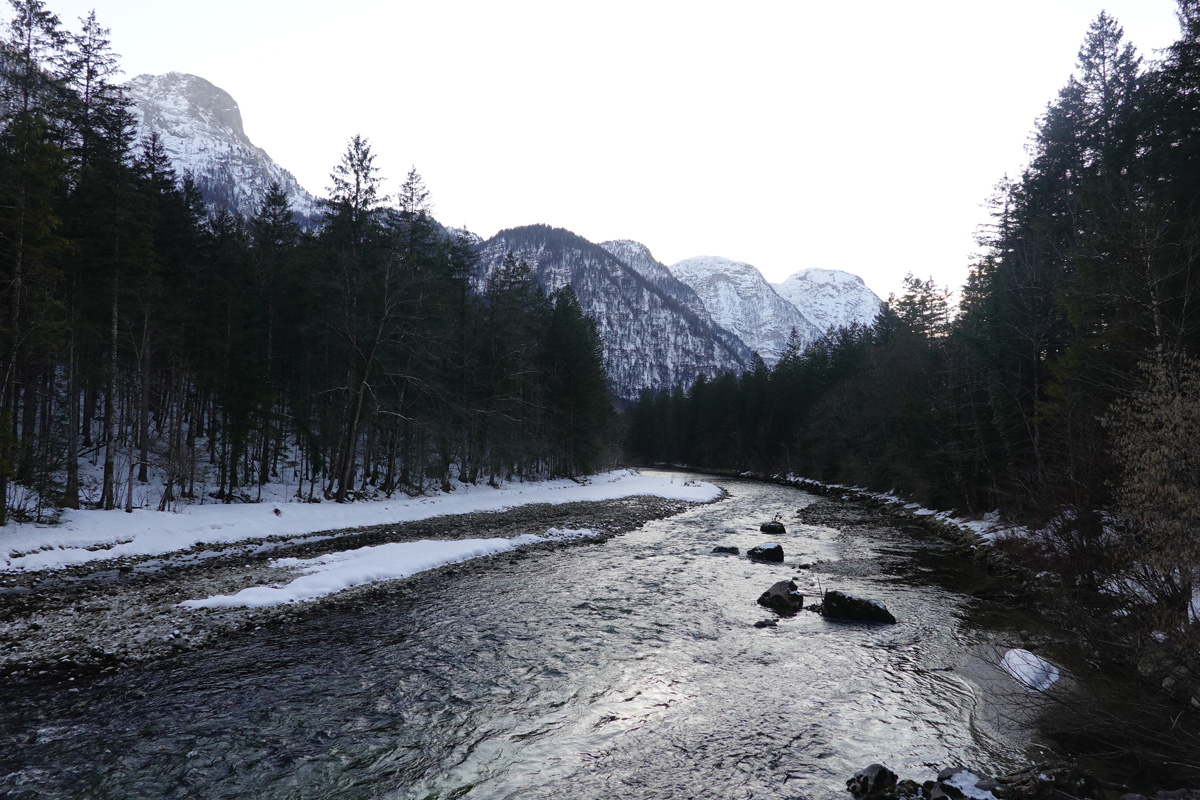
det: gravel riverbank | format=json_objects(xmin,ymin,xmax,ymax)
[{"xmin": 0, "ymin": 495, "xmax": 696, "ymax": 682}]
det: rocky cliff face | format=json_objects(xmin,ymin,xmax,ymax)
[
  {"xmin": 669, "ymin": 255, "xmax": 823, "ymax": 365},
  {"xmin": 773, "ymin": 268, "xmax": 884, "ymax": 334},
  {"xmin": 600, "ymin": 239, "xmax": 711, "ymax": 320},
  {"xmin": 475, "ymin": 226, "xmax": 750, "ymax": 400},
  {"xmin": 124, "ymin": 72, "xmax": 321, "ymax": 225}
]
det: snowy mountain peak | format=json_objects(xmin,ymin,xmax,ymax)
[
  {"xmin": 124, "ymin": 72, "xmax": 321, "ymax": 225},
  {"xmin": 600, "ymin": 240, "xmax": 674, "ymax": 283},
  {"xmin": 669, "ymin": 255, "xmax": 821, "ymax": 365},
  {"xmin": 127, "ymin": 72, "xmax": 250, "ymax": 146},
  {"xmin": 773, "ymin": 268, "xmax": 884, "ymax": 334}
]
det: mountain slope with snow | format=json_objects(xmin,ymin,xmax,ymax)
[
  {"xmin": 476, "ymin": 226, "xmax": 750, "ymax": 399},
  {"xmin": 773, "ymin": 268, "xmax": 884, "ymax": 333},
  {"xmin": 124, "ymin": 72, "xmax": 321, "ymax": 225},
  {"xmin": 600, "ymin": 239, "xmax": 711, "ymax": 320},
  {"xmin": 669, "ymin": 256, "xmax": 822, "ymax": 364}
]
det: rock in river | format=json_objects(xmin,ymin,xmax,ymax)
[
  {"xmin": 847, "ymin": 764, "xmax": 898, "ymax": 798},
  {"xmin": 760, "ymin": 520, "xmax": 786, "ymax": 534},
  {"xmin": 821, "ymin": 590, "xmax": 896, "ymax": 624},
  {"xmin": 757, "ymin": 580, "xmax": 804, "ymax": 616},
  {"xmin": 747, "ymin": 543, "xmax": 784, "ymax": 562},
  {"xmin": 711, "ymin": 545, "xmax": 740, "ymax": 555}
]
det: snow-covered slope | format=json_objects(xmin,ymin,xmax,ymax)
[
  {"xmin": 600, "ymin": 239, "xmax": 711, "ymax": 320},
  {"xmin": 773, "ymin": 268, "xmax": 884, "ymax": 333},
  {"xmin": 124, "ymin": 72, "xmax": 320, "ymax": 225},
  {"xmin": 476, "ymin": 226, "xmax": 750, "ymax": 400},
  {"xmin": 670, "ymin": 256, "xmax": 822, "ymax": 365}
]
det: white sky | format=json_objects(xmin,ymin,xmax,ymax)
[{"xmin": 45, "ymin": 0, "xmax": 1184, "ymax": 298}]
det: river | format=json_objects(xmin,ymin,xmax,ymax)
[{"xmin": 0, "ymin": 474, "xmax": 1064, "ymax": 799}]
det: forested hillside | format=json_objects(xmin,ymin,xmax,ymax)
[
  {"xmin": 629, "ymin": 8, "xmax": 1200, "ymax": 649},
  {"xmin": 0, "ymin": 2, "xmax": 614, "ymax": 524}
]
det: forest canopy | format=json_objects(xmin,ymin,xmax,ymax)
[{"xmin": 0, "ymin": 0, "xmax": 615, "ymax": 524}]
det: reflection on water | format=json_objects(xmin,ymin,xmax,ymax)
[{"xmin": 0, "ymin": 474, "xmax": 1053, "ymax": 799}]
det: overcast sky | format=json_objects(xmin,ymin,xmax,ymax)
[{"xmin": 46, "ymin": 0, "xmax": 1184, "ymax": 298}]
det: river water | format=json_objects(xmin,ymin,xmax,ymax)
[{"xmin": 0, "ymin": 474, "xmax": 1059, "ymax": 799}]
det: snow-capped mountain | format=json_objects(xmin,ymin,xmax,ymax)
[
  {"xmin": 124, "ymin": 72, "xmax": 321, "ymax": 225},
  {"xmin": 669, "ymin": 256, "xmax": 822, "ymax": 365},
  {"xmin": 475, "ymin": 226, "xmax": 750, "ymax": 400},
  {"xmin": 773, "ymin": 268, "xmax": 884, "ymax": 334},
  {"xmin": 600, "ymin": 240, "xmax": 710, "ymax": 320}
]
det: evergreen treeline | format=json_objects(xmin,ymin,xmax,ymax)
[
  {"xmin": 0, "ymin": 1, "xmax": 614, "ymax": 524},
  {"xmin": 629, "ymin": 7, "xmax": 1200, "ymax": 639}
]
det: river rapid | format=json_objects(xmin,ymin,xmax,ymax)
[{"xmin": 0, "ymin": 473, "xmax": 1060, "ymax": 799}]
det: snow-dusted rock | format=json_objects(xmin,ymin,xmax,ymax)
[
  {"xmin": 757, "ymin": 579, "xmax": 804, "ymax": 616},
  {"xmin": 773, "ymin": 268, "xmax": 884, "ymax": 334},
  {"xmin": 1000, "ymin": 648, "xmax": 1060, "ymax": 692},
  {"xmin": 125, "ymin": 72, "xmax": 321, "ymax": 225},
  {"xmin": 670, "ymin": 255, "xmax": 822, "ymax": 365}
]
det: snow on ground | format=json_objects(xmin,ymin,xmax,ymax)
[
  {"xmin": 180, "ymin": 528, "xmax": 597, "ymax": 609},
  {"xmin": 2, "ymin": 470, "xmax": 720, "ymax": 573},
  {"xmin": 1000, "ymin": 648, "xmax": 1061, "ymax": 693},
  {"xmin": 941, "ymin": 770, "xmax": 1001, "ymax": 800},
  {"xmin": 782, "ymin": 473, "xmax": 1015, "ymax": 544}
]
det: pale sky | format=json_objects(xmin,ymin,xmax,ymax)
[{"xmin": 44, "ymin": 0, "xmax": 1184, "ymax": 298}]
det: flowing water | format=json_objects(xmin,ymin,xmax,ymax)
[{"xmin": 0, "ymin": 474, "xmax": 1061, "ymax": 799}]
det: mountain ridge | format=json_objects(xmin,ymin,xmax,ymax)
[{"xmin": 124, "ymin": 72, "xmax": 321, "ymax": 225}]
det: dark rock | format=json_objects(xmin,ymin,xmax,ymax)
[
  {"xmin": 747, "ymin": 543, "xmax": 784, "ymax": 562},
  {"xmin": 757, "ymin": 580, "xmax": 804, "ymax": 616},
  {"xmin": 760, "ymin": 520, "xmax": 786, "ymax": 534},
  {"xmin": 847, "ymin": 764, "xmax": 898, "ymax": 799},
  {"xmin": 753, "ymin": 618, "xmax": 777, "ymax": 628},
  {"xmin": 711, "ymin": 545, "xmax": 740, "ymax": 555},
  {"xmin": 821, "ymin": 590, "xmax": 897, "ymax": 624}
]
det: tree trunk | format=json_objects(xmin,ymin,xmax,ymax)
[
  {"xmin": 101, "ymin": 269, "xmax": 118, "ymax": 510},
  {"xmin": 64, "ymin": 335, "xmax": 80, "ymax": 508}
]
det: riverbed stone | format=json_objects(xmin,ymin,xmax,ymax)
[
  {"xmin": 747, "ymin": 543, "xmax": 784, "ymax": 562},
  {"xmin": 756, "ymin": 580, "xmax": 804, "ymax": 616},
  {"xmin": 820, "ymin": 590, "xmax": 897, "ymax": 624},
  {"xmin": 760, "ymin": 520, "xmax": 786, "ymax": 534},
  {"xmin": 847, "ymin": 763, "xmax": 897, "ymax": 798},
  {"xmin": 712, "ymin": 545, "xmax": 740, "ymax": 555}
]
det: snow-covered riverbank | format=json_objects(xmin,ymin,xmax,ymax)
[
  {"xmin": 0, "ymin": 471, "xmax": 720, "ymax": 680},
  {"xmin": 2, "ymin": 470, "xmax": 720, "ymax": 573}
]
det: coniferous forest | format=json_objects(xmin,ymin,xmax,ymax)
[
  {"xmin": 630, "ymin": 8, "xmax": 1200, "ymax": 647},
  {"xmin": 0, "ymin": 1, "xmax": 615, "ymax": 525}
]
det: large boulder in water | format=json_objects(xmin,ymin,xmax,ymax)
[
  {"xmin": 747, "ymin": 543, "xmax": 784, "ymax": 562},
  {"xmin": 821, "ymin": 590, "xmax": 896, "ymax": 624},
  {"xmin": 711, "ymin": 545, "xmax": 739, "ymax": 555},
  {"xmin": 757, "ymin": 580, "xmax": 804, "ymax": 616},
  {"xmin": 847, "ymin": 764, "xmax": 898, "ymax": 798},
  {"xmin": 760, "ymin": 520, "xmax": 786, "ymax": 534}
]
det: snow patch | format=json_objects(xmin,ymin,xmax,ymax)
[
  {"xmin": 943, "ymin": 770, "xmax": 1001, "ymax": 800},
  {"xmin": 180, "ymin": 528, "xmax": 598, "ymax": 608},
  {"xmin": 1001, "ymin": 648, "xmax": 1060, "ymax": 693}
]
